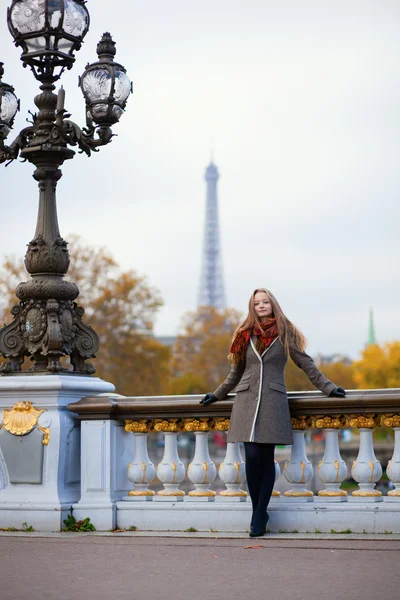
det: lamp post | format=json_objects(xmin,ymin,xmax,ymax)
[{"xmin": 0, "ymin": 1, "xmax": 132, "ymax": 375}]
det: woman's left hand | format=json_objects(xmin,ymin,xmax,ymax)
[
  {"xmin": 199, "ymin": 393, "xmax": 218, "ymax": 406},
  {"xmin": 329, "ymin": 386, "xmax": 346, "ymax": 398}
]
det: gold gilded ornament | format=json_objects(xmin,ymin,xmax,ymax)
[
  {"xmin": 183, "ymin": 418, "xmax": 213, "ymax": 432},
  {"xmin": 213, "ymin": 418, "xmax": 230, "ymax": 431},
  {"xmin": 284, "ymin": 490, "xmax": 314, "ymax": 497},
  {"xmin": 318, "ymin": 489, "xmax": 347, "ymax": 496},
  {"xmin": 1, "ymin": 401, "xmax": 50, "ymax": 445},
  {"xmin": 300, "ymin": 460, "xmax": 306, "ymax": 484},
  {"xmin": 348, "ymin": 414, "xmax": 382, "ymax": 429},
  {"xmin": 234, "ymin": 461, "xmax": 241, "ymax": 483},
  {"xmin": 125, "ymin": 419, "xmax": 153, "ymax": 433},
  {"xmin": 315, "ymin": 415, "xmax": 348, "ymax": 429},
  {"xmin": 383, "ymin": 414, "xmax": 400, "ymax": 428},
  {"xmin": 3, "ymin": 401, "xmax": 44, "ymax": 436},
  {"xmin": 388, "ymin": 489, "xmax": 400, "ymax": 497},
  {"xmin": 153, "ymin": 419, "xmax": 183, "ymax": 432},
  {"xmin": 157, "ymin": 489, "xmax": 185, "ymax": 496},
  {"xmin": 291, "ymin": 416, "xmax": 314, "ymax": 430},
  {"xmin": 202, "ymin": 461, "xmax": 209, "ymax": 483},
  {"xmin": 352, "ymin": 489, "xmax": 382, "ymax": 497},
  {"xmin": 37, "ymin": 424, "xmax": 50, "ymax": 446}
]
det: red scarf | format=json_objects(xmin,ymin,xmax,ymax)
[{"xmin": 229, "ymin": 318, "xmax": 279, "ymax": 363}]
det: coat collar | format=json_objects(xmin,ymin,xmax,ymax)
[{"xmin": 250, "ymin": 336, "xmax": 279, "ymax": 361}]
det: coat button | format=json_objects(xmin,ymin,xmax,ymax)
[{"xmin": 256, "ymin": 379, "xmax": 260, "ymax": 384}]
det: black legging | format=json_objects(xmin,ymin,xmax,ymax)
[{"xmin": 244, "ymin": 442, "xmax": 276, "ymax": 528}]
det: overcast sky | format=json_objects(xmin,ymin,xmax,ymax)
[{"xmin": 0, "ymin": 1, "xmax": 399, "ymax": 359}]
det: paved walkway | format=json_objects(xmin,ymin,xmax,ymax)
[{"xmin": 0, "ymin": 533, "xmax": 399, "ymax": 600}]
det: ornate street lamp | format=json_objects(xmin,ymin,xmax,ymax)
[
  {"xmin": 0, "ymin": 2, "xmax": 132, "ymax": 374},
  {"xmin": 0, "ymin": 63, "xmax": 19, "ymax": 142},
  {"xmin": 7, "ymin": 0, "xmax": 90, "ymax": 81},
  {"xmin": 81, "ymin": 32, "xmax": 132, "ymax": 128}
]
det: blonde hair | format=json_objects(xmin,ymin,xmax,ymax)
[{"xmin": 232, "ymin": 288, "xmax": 307, "ymax": 357}]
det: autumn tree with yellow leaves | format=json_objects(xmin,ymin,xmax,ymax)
[
  {"xmin": 169, "ymin": 305, "xmax": 242, "ymax": 394},
  {"xmin": 284, "ymin": 357, "xmax": 357, "ymax": 391},
  {"xmin": 353, "ymin": 342, "xmax": 400, "ymax": 389},
  {"xmin": 0, "ymin": 235, "xmax": 170, "ymax": 395}
]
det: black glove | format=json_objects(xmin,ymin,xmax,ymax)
[
  {"xmin": 329, "ymin": 386, "xmax": 346, "ymax": 398},
  {"xmin": 199, "ymin": 393, "xmax": 218, "ymax": 406}
]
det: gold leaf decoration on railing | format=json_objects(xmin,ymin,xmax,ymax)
[
  {"xmin": 153, "ymin": 419, "xmax": 183, "ymax": 432},
  {"xmin": 291, "ymin": 416, "xmax": 314, "ymax": 430},
  {"xmin": 125, "ymin": 419, "xmax": 153, "ymax": 433},
  {"xmin": 37, "ymin": 424, "xmax": 51, "ymax": 445},
  {"xmin": 213, "ymin": 418, "xmax": 230, "ymax": 431},
  {"xmin": 383, "ymin": 414, "xmax": 400, "ymax": 428},
  {"xmin": 348, "ymin": 414, "xmax": 382, "ymax": 429},
  {"xmin": 182, "ymin": 418, "xmax": 214, "ymax": 432},
  {"xmin": 315, "ymin": 415, "xmax": 348, "ymax": 429}
]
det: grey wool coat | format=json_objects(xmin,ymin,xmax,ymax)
[{"xmin": 213, "ymin": 337, "xmax": 336, "ymax": 445}]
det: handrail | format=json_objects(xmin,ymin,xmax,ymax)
[
  {"xmin": 67, "ymin": 388, "xmax": 400, "ymax": 420},
  {"xmin": 68, "ymin": 387, "xmax": 400, "ymax": 533}
]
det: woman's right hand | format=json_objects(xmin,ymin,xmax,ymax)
[{"xmin": 199, "ymin": 393, "xmax": 218, "ymax": 406}]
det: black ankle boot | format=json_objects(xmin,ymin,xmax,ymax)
[
  {"xmin": 250, "ymin": 511, "xmax": 256, "ymax": 529},
  {"xmin": 249, "ymin": 513, "xmax": 269, "ymax": 537}
]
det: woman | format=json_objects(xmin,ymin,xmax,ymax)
[{"xmin": 200, "ymin": 288, "xmax": 345, "ymax": 537}]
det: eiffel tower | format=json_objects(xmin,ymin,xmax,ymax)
[{"xmin": 198, "ymin": 161, "xmax": 226, "ymax": 309}]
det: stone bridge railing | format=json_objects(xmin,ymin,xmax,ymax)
[{"xmin": 68, "ymin": 388, "xmax": 400, "ymax": 533}]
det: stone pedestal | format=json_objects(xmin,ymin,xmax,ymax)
[
  {"xmin": 115, "ymin": 497, "xmax": 400, "ymax": 533},
  {"xmin": 73, "ymin": 418, "xmax": 132, "ymax": 530},
  {"xmin": 0, "ymin": 374, "xmax": 114, "ymax": 531}
]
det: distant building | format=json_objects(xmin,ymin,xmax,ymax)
[
  {"xmin": 315, "ymin": 353, "xmax": 353, "ymax": 366},
  {"xmin": 366, "ymin": 308, "xmax": 377, "ymax": 346}
]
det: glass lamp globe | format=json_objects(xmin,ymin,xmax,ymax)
[
  {"xmin": 7, "ymin": 0, "xmax": 90, "ymax": 81},
  {"xmin": 0, "ymin": 63, "xmax": 19, "ymax": 140},
  {"xmin": 80, "ymin": 32, "xmax": 132, "ymax": 127}
]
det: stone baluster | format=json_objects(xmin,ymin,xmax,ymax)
[
  {"xmin": 124, "ymin": 420, "xmax": 156, "ymax": 500},
  {"xmin": 383, "ymin": 415, "xmax": 400, "ymax": 498},
  {"xmin": 315, "ymin": 416, "xmax": 348, "ymax": 500},
  {"xmin": 219, "ymin": 447, "xmax": 247, "ymax": 499},
  {"xmin": 283, "ymin": 416, "xmax": 314, "ymax": 499},
  {"xmin": 0, "ymin": 416, "xmax": 6, "ymax": 490},
  {"xmin": 184, "ymin": 418, "xmax": 217, "ymax": 500},
  {"xmin": 272, "ymin": 460, "xmax": 281, "ymax": 497},
  {"xmin": 153, "ymin": 419, "xmax": 186, "ymax": 501},
  {"xmin": 350, "ymin": 415, "xmax": 383, "ymax": 500},
  {"xmin": 215, "ymin": 418, "xmax": 246, "ymax": 499}
]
